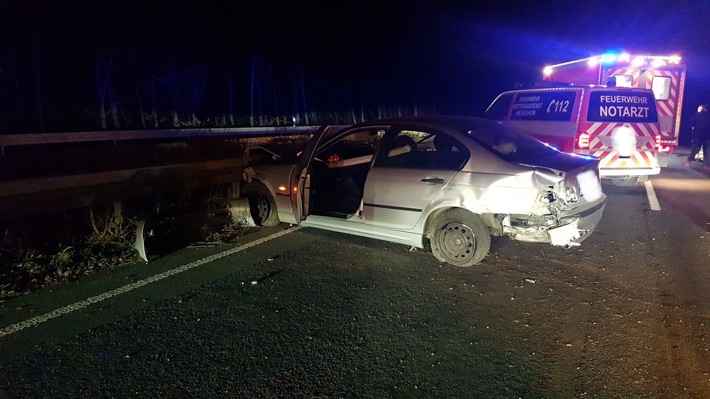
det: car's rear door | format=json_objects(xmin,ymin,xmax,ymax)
[{"xmin": 362, "ymin": 127, "xmax": 468, "ymax": 230}]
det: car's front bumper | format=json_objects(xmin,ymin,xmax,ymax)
[
  {"xmin": 504, "ymin": 194, "xmax": 607, "ymax": 246},
  {"xmin": 554, "ymin": 195, "xmax": 607, "ymax": 245}
]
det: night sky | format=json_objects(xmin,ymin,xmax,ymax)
[{"xmin": 1, "ymin": 0, "xmax": 710, "ymax": 133}]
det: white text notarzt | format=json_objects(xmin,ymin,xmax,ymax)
[{"xmin": 599, "ymin": 106, "xmax": 650, "ymax": 118}]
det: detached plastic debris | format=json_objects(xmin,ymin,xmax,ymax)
[
  {"xmin": 133, "ymin": 198, "xmax": 256, "ymax": 263},
  {"xmin": 548, "ymin": 220, "xmax": 581, "ymax": 246},
  {"xmin": 134, "ymin": 220, "xmax": 148, "ymax": 262}
]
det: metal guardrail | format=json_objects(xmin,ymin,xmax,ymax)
[
  {"xmin": 0, "ymin": 159, "xmax": 245, "ymax": 219},
  {"xmin": 0, "ymin": 126, "xmax": 328, "ymax": 150},
  {"xmin": 0, "ymin": 125, "xmax": 352, "ymax": 219}
]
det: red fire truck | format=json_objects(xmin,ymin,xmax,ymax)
[{"xmin": 542, "ymin": 53, "xmax": 686, "ymax": 153}]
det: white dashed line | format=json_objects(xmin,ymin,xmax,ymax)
[
  {"xmin": 0, "ymin": 226, "xmax": 300, "ymax": 338},
  {"xmin": 644, "ymin": 180, "xmax": 661, "ymax": 211}
]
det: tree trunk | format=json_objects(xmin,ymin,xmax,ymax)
[
  {"xmin": 30, "ymin": 29, "xmax": 43, "ymax": 132},
  {"xmin": 10, "ymin": 52, "xmax": 25, "ymax": 130},
  {"xmin": 136, "ymin": 85, "xmax": 145, "ymax": 128},
  {"xmin": 188, "ymin": 68, "xmax": 207, "ymax": 125},
  {"xmin": 249, "ymin": 56, "xmax": 256, "ymax": 126},
  {"xmin": 151, "ymin": 72, "xmax": 159, "ymax": 128},
  {"xmin": 109, "ymin": 85, "xmax": 120, "ymax": 129},
  {"xmin": 99, "ymin": 102, "xmax": 107, "ymax": 130},
  {"xmin": 227, "ymin": 71, "xmax": 235, "ymax": 126},
  {"xmin": 94, "ymin": 50, "xmax": 115, "ymax": 130},
  {"xmin": 300, "ymin": 65, "xmax": 309, "ymax": 125},
  {"xmin": 290, "ymin": 75, "xmax": 300, "ymax": 125},
  {"xmin": 270, "ymin": 62, "xmax": 280, "ymax": 125}
]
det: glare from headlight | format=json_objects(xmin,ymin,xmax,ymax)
[{"xmin": 576, "ymin": 170, "xmax": 603, "ymax": 202}]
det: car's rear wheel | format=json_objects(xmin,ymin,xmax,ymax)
[
  {"xmin": 241, "ymin": 182, "xmax": 280, "ymax": 226},
  {"xmin": 428, "ymin": 209, "xmax": 490, "ymax": 267}
]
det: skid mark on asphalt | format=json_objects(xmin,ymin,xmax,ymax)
[{"xmin": 0, "ymin": 226, "xmax": 301, "ymax": 339}]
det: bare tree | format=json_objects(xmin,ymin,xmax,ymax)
[
  {"xmin": 226, "ymin": 69, "xmax": 235, "ymax": 126},
  {"xmin": 108, "ymin": 83, "xmax": 120, "ymax": 129},
  {"xmin": 269, "ymin": 62, "xmax": 281, "ymax": 125},
  {"xmin": 149, "ymin": 59, "xmax": 159, "ymax": 128},
  {"xmin": 163, "ymin": 64, "xmax": 184, "ymax": 127},
  {"xmin": 94, "ymin": 49, "xmax": 115, "ymax": 130},
  {"xmin": 150, "ymin": 72, "xmax": 159, "ymax": 128},
  {"xmin": 9, "ymin": 51, "xmax": 26, "ymax": 130},
  {"xmin": 299, "ymin": 64, "xmax": 309, "ymax": 125},
  {"xmin": 29, "ymin": 28, "xmax": 43, "ymax": 132},
  {"xmin": 187, "ymin": 67, "xmax": 208, "ymax": 125},
  {"xmin": 249, "ymin": 55, "xmax": 256, "ymax": 126},
  {"xmin": 290, "ymin": 72, "xmax": 300, "ymax": 125}
]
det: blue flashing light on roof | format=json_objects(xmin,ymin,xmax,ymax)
[{"xmin": 601, "ymin": 53, "xmax": 617, "ymax": 64}]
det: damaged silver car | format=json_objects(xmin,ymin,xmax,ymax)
[{"xmin": 241, "ymin": 115, "xmax": 607, "ymax": 266}]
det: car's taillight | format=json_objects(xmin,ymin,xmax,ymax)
[{"xmin": 576, "ymin": 132, "xmax": 590, "ymax": 149}]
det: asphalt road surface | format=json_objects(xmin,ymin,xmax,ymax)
[{"xmin": 0, "ymin": 153, "xmax": 709, "ymax": 398}]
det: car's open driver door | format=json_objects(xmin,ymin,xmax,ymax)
[{"xmin": 288, "ymin": 125, "xmax": 332, "ymax": 224}]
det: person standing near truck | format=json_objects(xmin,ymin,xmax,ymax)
[{"xmin": 684, "ymin": 104, "xmax": 710, "ymax": 169}]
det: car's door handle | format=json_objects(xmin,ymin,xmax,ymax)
[{"xmin": 421, "ymin": 177, "xmax": 445, "ymax": 184}]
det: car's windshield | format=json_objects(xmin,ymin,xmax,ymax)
[{"xmin": 464, "ymin": 122, "xmax": 560, "ymax": 163}]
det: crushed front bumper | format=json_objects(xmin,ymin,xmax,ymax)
[
  {"xmin": 553, "ymin": 195, "xmax": 607, "ymax": 245},
  {"xmin": 503, "ymin": 195, "xmax": 607, "ymax": 246}
]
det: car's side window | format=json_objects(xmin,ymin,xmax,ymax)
[
  {"xmin": 316, "ymin": 127, "xmax": 385, "ymax": 167},
  {"xmin": 377, "ymin": 129, "xmax": 468, "ymax": 170}
]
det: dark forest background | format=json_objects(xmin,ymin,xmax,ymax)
[{"xmin": 1, "ymin": 0, "xmax": 709, "ymax": 135}]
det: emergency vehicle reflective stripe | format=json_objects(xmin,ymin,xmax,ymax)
[
  {"xmin": 585, "ymin": 122, "xmax": 658, "ymax": 150},
  {"xmin": 587, "ymin": 122, "xmax": 622, "ymax": 150},
  {"xmin": 592, "ymin": 149, "xmax": 657, "ymax": 169},
  {"xmin": 609, "ymin": 68, "xmax": 641, "ymax": 86},
  {"xmin": 644, "ymin": 70, "xmax": 677, "ymax": 118},
  {"xmin": 636, "ymin": 123, "xmax": 657, "ymax": 149},
  {"xmin": 580, "ymin": 121, "xmax": 660, "ymax": 169}
]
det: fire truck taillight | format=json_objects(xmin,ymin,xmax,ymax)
[
  {"xmin": 655, "ymin": 134, "xmax": 671, "ymax": 152},
  {"xmin": 576, "ymin": 132, "xmax": 590, "ymax": 149}
]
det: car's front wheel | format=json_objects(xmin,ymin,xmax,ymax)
[
  {"xmin": 428, "ymin": 209, "xmax": 490, "ymax": 267},
  {"xmin": 241, "ymin": 182, "xmax": 280, "ymax": 226}
]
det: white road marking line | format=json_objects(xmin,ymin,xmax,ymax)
[
  {"xmin": 644, "ymin": 180, "xmax": 661, "ymax": 211},
  {"xmin": 0, "ymin": 226, "xmax": 301, "ymax": 339}
]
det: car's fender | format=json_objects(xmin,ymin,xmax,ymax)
[{"xmin": 242, "ymin": 165, "xmax": 297, "ymax": 224}]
